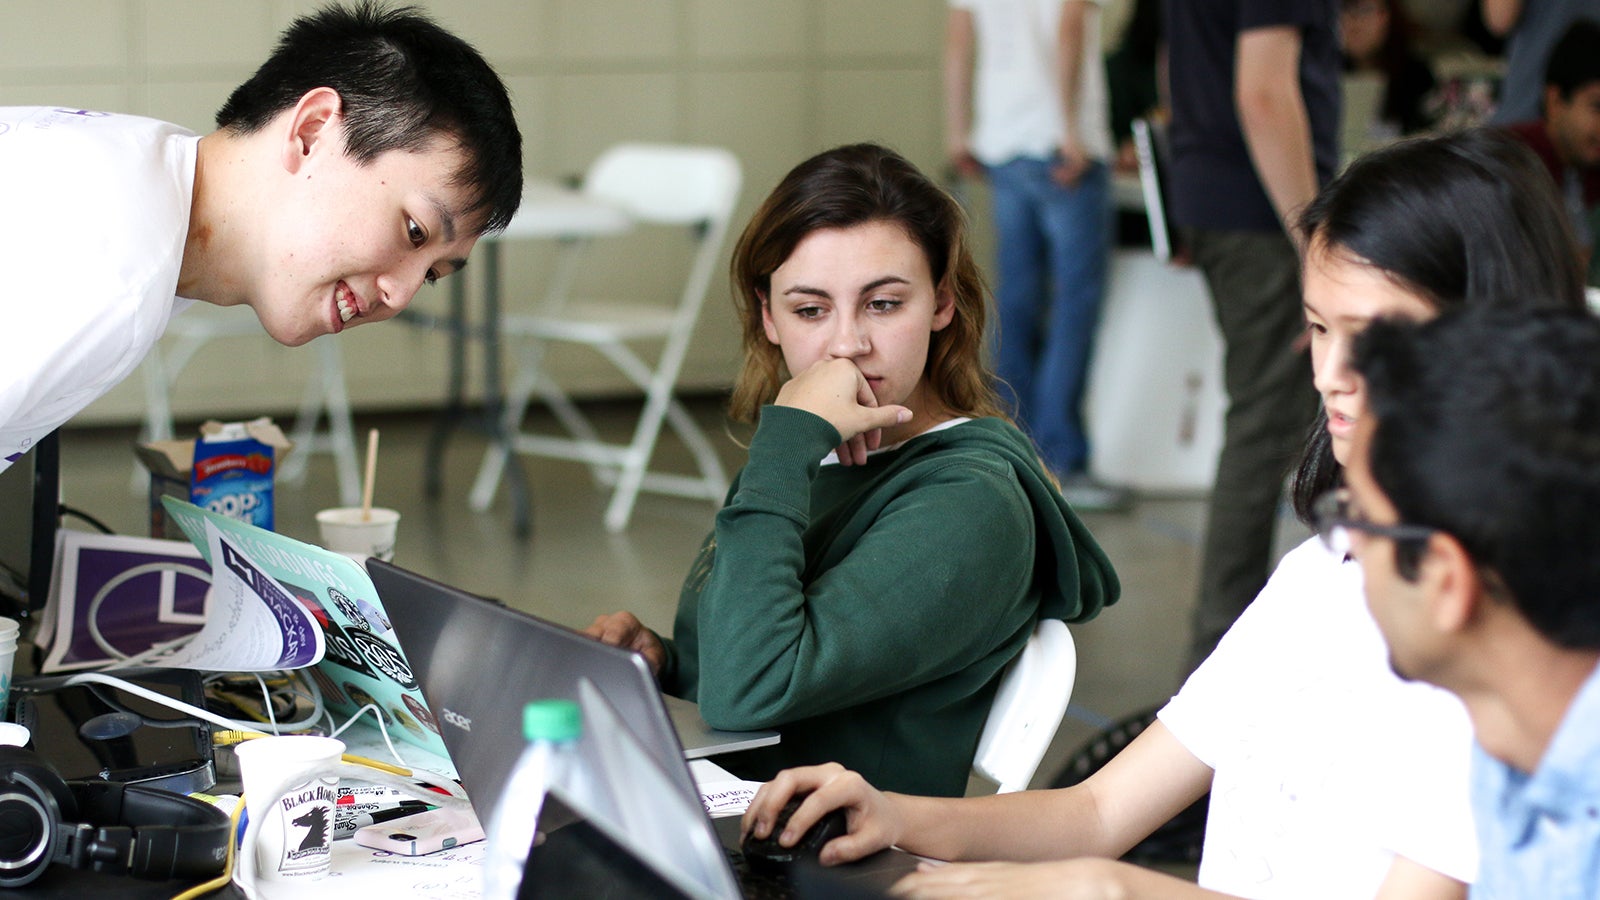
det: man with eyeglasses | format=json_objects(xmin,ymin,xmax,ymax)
[{"xmin": 1329, "ymin": 306, "xmax": 1600, "ymax": 898}]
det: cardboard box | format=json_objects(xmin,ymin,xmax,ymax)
[{"xmin": 135, "ymin": 419, "xmax": 293, "ymax": 539}]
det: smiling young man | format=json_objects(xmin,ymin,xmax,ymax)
[
  {"xmin": 0, "ymin": 2, "xmax": 521, "ymax": 470},
  {"xmin": 1503, "ymin": 18, "xmax": 1600, "ymax": 281},
  {"xmin": 1336, "ymin": 307, "xmax": 1600, "ymax": 898}
]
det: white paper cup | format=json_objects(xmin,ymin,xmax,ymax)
[
  {"xmin": 235, "ymin": 736, "xmax": 345, "ymax": 884},
  {"xmin": 0, "ymin": 617, "xmax": 18, "ymax": 715},
  {"xmin": 315, "ymin": 507, "xmax": 399, "ymax": 562},
  {"xmin": 0, "ymin": 723, "xmax": 29, "ymax": 747}
]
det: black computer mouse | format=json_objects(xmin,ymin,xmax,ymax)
[{"xmin": 741, "ymin": 795, "xmax": 850, "ymax": 874}]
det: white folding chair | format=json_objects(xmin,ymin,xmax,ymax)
[
  {"xmin": 470, "ymin": 143, "xmax": 743, "ymax": 532},
  {"xmin": 137, "ymin": 308, "xmax": 362, "ymax": 506},
  {"xmin": 973, "ymin": 618, "xmax": 1078, "ymax": 793}
]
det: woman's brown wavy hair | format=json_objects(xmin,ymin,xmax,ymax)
[{"xmin": 727, "ymin": 143, "xmax": 1006, "ymax": 424}]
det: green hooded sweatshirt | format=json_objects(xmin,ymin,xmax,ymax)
[{"xmin": 657, "ymin": 406, "xmax": 1119, "ymax": 797}]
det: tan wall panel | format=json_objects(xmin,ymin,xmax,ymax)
[
  {"xmin": 817, "ymin": 68, "xmax": 943, "ymax": 170},
  {"xmin": 552, "ymin": 0, "xmax": 680, "ymax": 62},
  {"xmin": 0, "ymin": 1, "xmax": 131, "ymax": 72},
  {"xmin": 547, "ymin": 72, "xmax": 682, "ymax": 175},
  {"xmin": 819, "ymin": 0, "xmax": 942, "ymax": 57},
  {"xmin": 140, "ymin": 1, "xmax": 281, "ymax": 69},
  {"xmin": 689, "ymin": 0, "xmax": 811, "ymax": 60},
  {"xmin": 140, "ymin": 80, "xmax": 235, "ymax": 132},
  {"xmin": 428, "ymin": 0, "xmax": 555, "ymax": 65}
]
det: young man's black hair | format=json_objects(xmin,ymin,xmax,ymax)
[
  {"xmin": 216, "ymin": 2, "xmax": 522, "ymax": 234},
  {"xmin": 1355, "ymin": 307, "xmax": 1600, "ymax": 649},
  {"xmin": 1544, "ymin": 18, "xmax": 1600, "ymax": 102}
]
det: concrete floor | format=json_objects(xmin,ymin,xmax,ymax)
[{"xmin": 57, "ymin": 396, "xmax": 1305, "ymax": 795}]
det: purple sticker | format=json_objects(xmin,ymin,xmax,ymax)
[{"xmin": 58, "ymin": 547, "xmax": 210, "ymax": 666}]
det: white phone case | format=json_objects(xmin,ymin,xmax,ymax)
[{"xmin": 352, "ymin": 807, "xmax": 486, "ymax": 856}]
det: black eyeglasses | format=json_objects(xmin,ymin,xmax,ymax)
[{"xmin": 1310, "ymin": 489, "xmax": 1438, "ymax": 557}]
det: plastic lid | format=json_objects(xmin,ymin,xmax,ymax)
[{"xmin": 522, "ymin": 699, "xmax": 582, "ymax": 742}]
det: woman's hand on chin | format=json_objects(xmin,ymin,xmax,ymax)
[{"xmin": 776, "ymin": 358, "xmax": 910, "ymax": 465}]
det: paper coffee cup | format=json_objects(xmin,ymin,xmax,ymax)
[
  {"xmin": 315, "ymin": 507, "xmax": 399, "ymax": 562},
  {"xmin": 0, "ymin": 617, "xmax": 19, "ymax": 716},
  {"xmin": 0, "ymin": 723, "xmax": 28, "ymax": 747},
  {"xmin": 235, "ymin": 735, "xmax": 345, "ymax": 884}
]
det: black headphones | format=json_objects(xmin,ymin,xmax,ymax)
[{"xmin": 0, "ymin": 746, "xmax": 230, "ymax": 887}]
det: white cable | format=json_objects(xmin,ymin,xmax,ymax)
[
  {"xmin": 57, "ymin": 672, "xmax": 260, "ymax": 732},
  {"xmin": 210, "ymin": 669, "xmax": 325, "ymax": 734},
  {"xmin": 281, "ymin": 671, "xmax": 326, "ymax": 731},
  {"xmin": 53, "ymin": 671, "xmax": 328, "ymax": 734},
  {"xmin": 58, "ymin": 673, "xmax": 461, "ymax": 802},
  {"xmin": 278, "ymin": 670, "xmax": 327, "ymax": 733},
  {"xmin": 329, "ymin": 703, "xmax": 404, "ymax": 768},
  {"xmin": 250, "ymin": 673, "xmax": 279, "ymax": 735}
]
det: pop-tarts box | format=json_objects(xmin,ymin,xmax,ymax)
[{"xmin": 135, "ymin": 418, "xmax": 293, "ymax": 539}]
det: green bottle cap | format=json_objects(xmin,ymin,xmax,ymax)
[{"xmin": 521, "ymin": 699, "xmax": 582, "ymax": 742}]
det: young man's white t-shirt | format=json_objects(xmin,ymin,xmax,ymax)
[
  {"xmin": 1159, "ymin": 536, "xmax": 1478, "ymax": 899},
  {"xmin": 0, "ymin": 107, "xmax": 199, "ymax": 469},
  {"xmin": 950, "ymin": 0, "xmax": 1113, "ymax": 165}
]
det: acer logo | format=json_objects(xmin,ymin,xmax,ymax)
[{"xmin": 441, "ymin": 708, "xmax": 472, "ymax": 731}]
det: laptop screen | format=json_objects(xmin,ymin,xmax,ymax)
[
  {"xmin": 364, "ymin": 560, "xmax": 699, "ymax": 816},
  {"xmin": 559, "ymin": 678, "xmax": 743, "ymax": 898}
]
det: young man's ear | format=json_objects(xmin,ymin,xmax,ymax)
[
  {"xmin": 1420, "ymin": 532, "xmax": 1482, "ymax": 635},
  {"xmin": 1543, "ymin": 84, "xmax": 1568, "ymax": 121},
  {"xmin": 281, "ymin": 87, "xmax": 344, "ymax": 174}
]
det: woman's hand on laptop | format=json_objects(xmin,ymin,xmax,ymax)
[
  {"xmin": 583, "ymin": 610, "xmax": 667, "ymax": 675},
  {"xmin": 742, "ymin": 763, "xmax": 904, "ymax": 866}
]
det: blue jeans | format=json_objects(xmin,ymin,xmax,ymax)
[{"xmin": 987, "ymin": 157, "xmax": 1112, "ymax": 475}]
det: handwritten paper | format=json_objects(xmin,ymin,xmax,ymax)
[{"xmin": 698, "ymin": 779, "xmax": 764, "ymax": 818}]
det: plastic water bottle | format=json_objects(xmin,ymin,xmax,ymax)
[{"xmin": 480, "ymin": 699, "xmax": 583, "ymax": 900}]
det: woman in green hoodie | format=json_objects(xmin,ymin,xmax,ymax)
[{"xmin": 586, "ymin": 143, "xmax": 1119, "ymax": 797}]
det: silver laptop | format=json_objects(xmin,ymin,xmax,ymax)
[
  {"xmin": 366, "ymin": 559, "xmax": 776, "ymax": 807},
  {"xmin": 366, "ymin": 559, "xmax": 917, "ymax": 898}
]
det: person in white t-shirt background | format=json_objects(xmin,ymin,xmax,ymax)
[
  {"xmin": 943, "ymin": 0, "xmax": 1130, "ymax": 511},
  {"xmin": 737, "ymin": 130, "xmax": 1589, "ymax": 900},
  {"xmin": 0, "ymin": 2, "xmax": 523, "ymax": 472}
]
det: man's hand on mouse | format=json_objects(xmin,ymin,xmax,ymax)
[{"xmin": 741, "ymin": 763, "xmax": 905, "ymax": 866}]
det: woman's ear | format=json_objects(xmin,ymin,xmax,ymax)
[
  {"xmin": 759, "ymin": 291, "xmax": 781, "ymax": 345},
  {"xmin": 931, "ymin": 283, "xmax": 957, "ymax": 332},
  {"xmin": 281, "ymin": 87, "xmax": 343, "ymax": 174}
]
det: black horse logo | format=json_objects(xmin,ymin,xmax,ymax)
[{"xmin": 291, "ymin": 804, "xmax": 330, "ymax": 852}]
